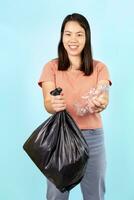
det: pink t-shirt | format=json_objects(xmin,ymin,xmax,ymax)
[{"xmin": 38, "ymin": 59, "xmax": 111, "ymax": 129}]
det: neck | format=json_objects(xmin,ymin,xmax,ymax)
[{"xmin": 68, "ymin": 55, "xmax": 81, "ymax": 70}]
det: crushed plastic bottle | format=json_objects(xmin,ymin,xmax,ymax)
[{"xmin": 73, "ymin": 84, "xmax": 109, "ymax": 116}]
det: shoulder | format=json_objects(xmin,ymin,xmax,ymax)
[
  {"xmin": 43, "ymin": 58, "xmax": 58, "ymax": 72},
  {"xmin": 93, "ymin": 59, "xmax": 112, "ymax": 85},
  {"xmin": 93, "ymin": 59, "xmax": 107, "ymax": 69},
  {"xmin": 47, "ymin": 58, "xmax": 58, "ymax": 68},
  {"xmin": 93, "ymin": 59, "xmax": 108, "ymax": 73}
]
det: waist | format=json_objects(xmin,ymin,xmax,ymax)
[
  {"xmin": 81, "ymin": 128, "xmax": 104, "ymax": 135},
  {"xmin": 72, "ymin": 113, "xmax": 103, "ymax": 129}
]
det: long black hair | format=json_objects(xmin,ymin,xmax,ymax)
[{"xmin": 58, "ymin": 13, "xmax": 93, "ymax": 75}]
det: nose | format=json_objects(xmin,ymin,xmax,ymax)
[{"xmin": 70, "ymin": 34, "xmax": 78, "ymax": 42}]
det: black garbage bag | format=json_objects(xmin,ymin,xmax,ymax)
[{"xmin": 23, "ymin": 88, "xmax": 89, "ymax": 192}]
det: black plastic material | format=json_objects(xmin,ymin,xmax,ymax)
[
  {"xmin": 50, "ymin": 87, "xmax": 62, "ymax": 96},
  {"xmin": 23, "ymin": 88, "xmax": 89, "ymax": 192}
]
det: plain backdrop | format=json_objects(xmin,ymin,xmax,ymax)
[{"xmin": 0, "ymin": 1, "xmax": 134, "ymax": 200}]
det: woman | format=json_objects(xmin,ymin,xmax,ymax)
[{"xmin": 38, "ymin": 13, "xmax": 111, "ymax": 200}]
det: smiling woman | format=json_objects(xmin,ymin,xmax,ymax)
[{"xmin": 38, "ymin": 13, "xmax": 112, "ymax": 200}]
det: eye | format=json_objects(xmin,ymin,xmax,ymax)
[
  {"xmin": 77, "ymin": 34, "xmax": 83, "ymax": 37},
  {"xmin": 64, "ymin": 33, "xmax": 71, "ymax": 36}
]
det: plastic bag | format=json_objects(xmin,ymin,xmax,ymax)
[
  {"xmin": 23, "ymin": 88, "xmax": 89, "ymax": 192},
  {"xmin": 73, "ymin": 84, "xmax": 109, "ymax": 116}
]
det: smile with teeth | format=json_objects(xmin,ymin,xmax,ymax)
[{"xmin": 69, "ymin": 45, "xmax": 79, "ymax": 50}]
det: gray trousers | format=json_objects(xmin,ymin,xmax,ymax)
[{"xmin": 46, "ymin": 128, "xmax": 106, "ymax": 200}]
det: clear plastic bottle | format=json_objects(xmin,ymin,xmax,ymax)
[{"xmin": 73, "ymin": 84, "xmax": 109, "ymax": 116}]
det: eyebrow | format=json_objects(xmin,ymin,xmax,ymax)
[{"xmin": 64, "ymin": 31, "xmax": 84, "ymax": 34}]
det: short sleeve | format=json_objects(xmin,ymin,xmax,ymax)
[
  {"xmin": 97, "ymin": 62, "xmax": 112, "ymax": 86},
  {"xmin": 38, "ymin": 61, "xmax": 56, "ymax": 88}
]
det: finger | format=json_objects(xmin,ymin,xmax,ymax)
[
  {"xmin": 94, "ymin": 105, "xmax": 107, "ymax": 112},
  {"xmin": 87, "ymin": 100, "xmax": 95, "ymax": 107},
  {"xmin": 52, "ymin": 102, "xmax": 66, "ymax": 107},
  {"xmin": 94, "ymin": 108, "xmax": 103, "ymax": 113},
  {"xmin": 101, "ymin": 104, "xmax": 107, "ymax": 109},
  {"xmin": 54, "ymin": 95, "xmax": 65, "ymax": 100},
  {"xmin": 51, "ymin": 97, "xmax": 65, "ymax": 103},
  {"xmin": 92, "ymin": 99, "xmax": 101, "ymax": 107},
  {"xmin": 85, "ymin": 105, "xmax": 94, "ymax": 113},
  {"xmin": 55, "ymin": 106, "xmax": 66, "ymax": 112},
  {"xmin": 98, "ymin": 95, "xmax": 109, "ymax": 105},
  {"xmin": 52, "ymin": 100, "xmax": 66, "ymax": 105}
]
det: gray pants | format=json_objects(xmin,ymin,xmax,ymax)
[{"xmin": 46, "ymin": 128, "xmax": 106, "ymax": 200}]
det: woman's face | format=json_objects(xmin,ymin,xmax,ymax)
[{"xmin": 62, "ymin": 21, "xmax": 86, "ymax": 57}]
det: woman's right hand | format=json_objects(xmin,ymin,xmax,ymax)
[
  {"xmin": 42, "ymin": 82, "xmax": 66, "ymax": 114},
  {"xmin": 51, "ymin": 93, "xmax": 66, "ymax": 112}
]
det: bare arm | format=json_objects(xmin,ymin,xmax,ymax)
[{"xmin": 42, "ymin": 82, "xmax": 66, "ymax": 114}]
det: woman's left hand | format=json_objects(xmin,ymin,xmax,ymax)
[{"xmin": 91, "ymin": 93, "xmax": 109, "ymax": 113}]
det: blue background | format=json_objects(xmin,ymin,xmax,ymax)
[{"xmin": 0, "ymin": 1, "xmax": 134, "ymax": 199}]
